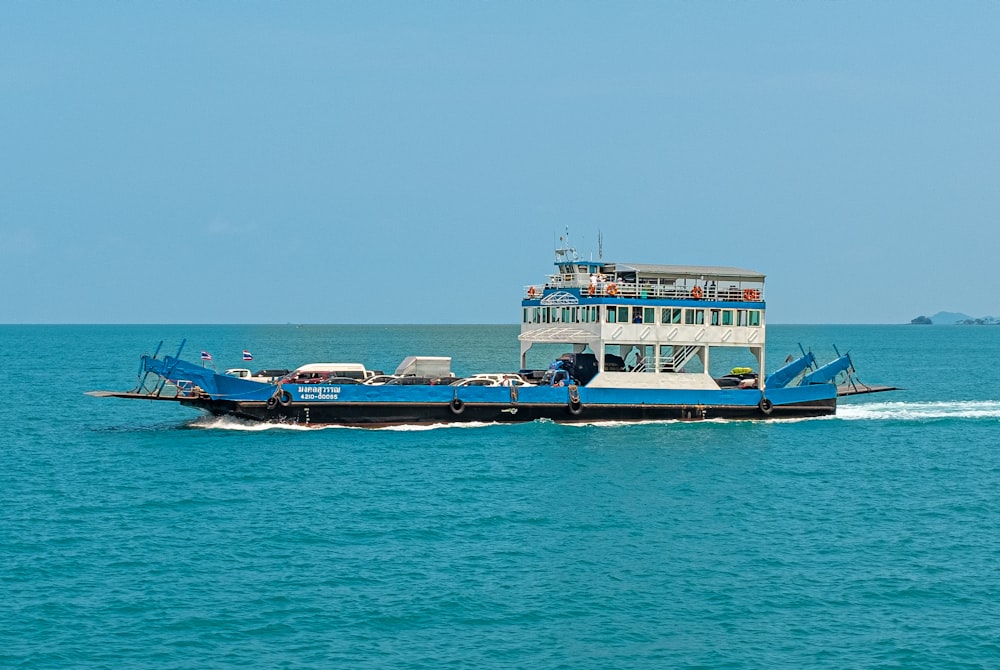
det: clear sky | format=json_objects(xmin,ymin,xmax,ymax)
[{"xmin": 2, "ymin": 2, "xmax": 998, "ymax": 324}]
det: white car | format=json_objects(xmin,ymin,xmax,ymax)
[
  {"xmin": 451, "ymin": 378, "xmax": 498, "ymax": 387},
  {"xmin": 363, "ymin": 375, "xmax": 399, "ymax": 386},
  {"xmin": 459, "ymin": 373, "xmax": 535, "ymax": 387}
]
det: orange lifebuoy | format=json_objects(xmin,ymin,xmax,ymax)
[
  {"xmin": 527, "ymin": 286, "xmax": 537, "ymax": 298},
  {"xmin": 588, "ymin": 284, "xmax": 595, "ymax": 296},
  {"xmin": 743, "ymin": 288, "xmax": 760, "ymax": 301},
  {"xmin": 691, "ymin": 286, "xmax": 704, "ymax": 299},
  {"xmin": 607, "ymin": 283, "xmax": 618, "ymax": 296}
]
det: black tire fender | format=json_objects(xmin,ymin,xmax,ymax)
[
  {"xmin": 450, "ymin": 397, "xmax": 465, "ymax": 414},
  {"xmin": 758, "ymin": 397, "xmax": 773, "ymax": 415},
  {"xmin": 568, "ymin": 400, "xmax": 583, "ymax": 415},
  {"xmin": 278, "ymin": 390, "xmax": 293, "ymax": 407}
]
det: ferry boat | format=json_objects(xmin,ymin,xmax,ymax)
[{"xmin": 90, "ymin": 237, "xmax": 890, "ymax": 426}]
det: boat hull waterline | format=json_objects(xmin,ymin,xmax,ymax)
[{"xmin": 95, "ymin": 392, "xmax": 836, "ymax": 425}]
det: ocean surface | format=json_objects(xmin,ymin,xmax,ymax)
[{"xmin": 3, "ymin": 324, "xmax": 1000, "ymax": 669}]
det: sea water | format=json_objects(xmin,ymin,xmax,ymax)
[{"xmin": 2, "ymin": 324, "xmax": 1000, "ymax": 668}]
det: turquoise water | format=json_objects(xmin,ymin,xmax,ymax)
[{"xmin": 3, "ymin": 324, "xmax": 1000, "ymax": 668}]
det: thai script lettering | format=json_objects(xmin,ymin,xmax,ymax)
[{"xmin": 296, "ymin": 385, "xmax": 341, "ymax": 401}]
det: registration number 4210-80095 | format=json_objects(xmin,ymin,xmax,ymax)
[{"xmin": 296, "ymin": 386, "xmax": 341, "ymax": 400}]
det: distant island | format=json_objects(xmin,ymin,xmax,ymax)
[{"xmin": 911, "ymin": 311, "xmax": 999, "ymax": 325}]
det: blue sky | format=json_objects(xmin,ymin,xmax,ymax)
[{"xmin": 2, "ymin": 2, "xmax": 998, "ymax": 324}]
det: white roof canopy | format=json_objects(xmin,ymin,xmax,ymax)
[{"xmin": 603, "ymin": 262, "xmax": 765, "ymax": 283}]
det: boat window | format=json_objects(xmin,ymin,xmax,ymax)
[
  {"xmin": 533, "ymin": 307, "xmax": 541, "ymax": 324},
  {"xmin": 607, "ymin": 306, "xmax": 617, "ymax": 323},
  {"xmin": 618, "ymin": 307, "xmax": 630, "ymax": 323},
  {"xmin": 523, "ymin": 308, "xmax": 529, "ymax": 323},
  {"xmin": 643, "ymin": 307, "xmax": 655, "ymax": 324},
  {"xmin": 749, "ymin": 310, "xmax": 761, "ymax": 327},
  {"xmin": 722, "ymin": 310, "xmax": 733, "ymax": 326},
  {"xmin": 562, "ymin": 307, "xmax": 573, "ymax": 323},
  {"xmin": 737, "ymin": 310, "xmax": 747, "ymax": 327},
  {"xmin": 661, "ymin": 308, "xmax": 681, "ymax": 324},
  {"xmin": 711, "ymin": 309, "xmax": 721, "ymax": 326},
  {"xmin": 684, "ymin": 309, "xmax": 705, "ymax": 326}
]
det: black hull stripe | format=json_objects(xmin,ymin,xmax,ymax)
[{"xmin": 180, "ymin": 398, "xmax": 837, "ymax": 426}]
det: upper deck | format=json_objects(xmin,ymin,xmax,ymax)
[{"xmin": 523, "ymin": 259, "xmax": 765, "ymax": 304}]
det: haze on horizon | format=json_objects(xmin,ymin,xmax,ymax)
[{"xmin": 2, "ymin": 3, "xmax": 998, "ymax": 325}]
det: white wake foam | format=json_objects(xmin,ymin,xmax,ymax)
[
  {"xmin": 836, "ymin": 400, "xmax": 1000, "ymax": 421},
  {"xmin": 189, "ymin": 416, "xmax": 314, "ymax": 431},
  {"xmin": 188, "ymin": 416, "xmax": 501, "ymax": 432}
]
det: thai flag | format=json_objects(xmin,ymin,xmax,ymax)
[
  {"xmin": 200, "ymin": 351, "xmax": 212, "ymax": 361},
  {"xmin": 243, "ymin": 350, "xmax": 253, "ymax": 361}
]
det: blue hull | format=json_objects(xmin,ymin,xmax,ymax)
[{"xmin": 176, "ymin": 378, "xmax": 837, "ymax": 425}]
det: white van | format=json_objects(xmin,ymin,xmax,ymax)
[{"xmin": 280, "ymin": 363, "xmax": 374, "ymax": 384}]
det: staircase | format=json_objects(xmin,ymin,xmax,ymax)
[{"xmin": 659, "ymin": 345, "xmax": 700, "ymax": 372}]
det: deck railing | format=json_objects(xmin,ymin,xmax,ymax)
[{"xmin": 524, "ymin": 279, "xmax": 763, "ymax": 302}]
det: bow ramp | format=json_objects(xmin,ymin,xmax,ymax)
[
  {"xmin": 765, "ymin": 348, "xmax": 897, "ymax": 396},
  {"xmin": 88, "ymin": 340, "xmax": 274, "ymax": 403}
]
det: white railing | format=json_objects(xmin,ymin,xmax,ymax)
[{"xmin": 525, "ymin": 279, "xmax": 764, "ymax": 302}]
